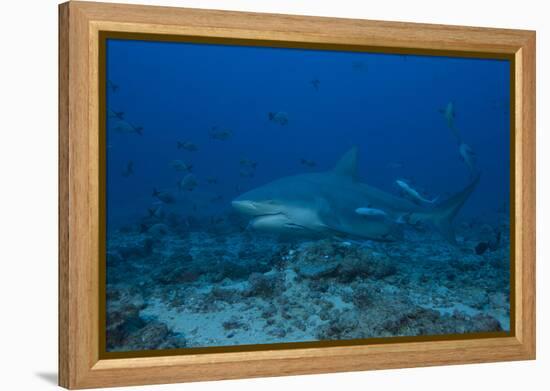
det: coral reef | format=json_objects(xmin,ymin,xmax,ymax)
[{"xmin": 105, "ymin": 214, "xmax": 510, "ymax": 351}]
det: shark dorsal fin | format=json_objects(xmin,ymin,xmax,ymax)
[{"xmin": 331, "ymin": 146, "xmax": 358, "ymax": 179}]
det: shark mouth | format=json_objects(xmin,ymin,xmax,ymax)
[{"xmin": 249, "ymin": 213, "xmax": 309, "ymax": 231}]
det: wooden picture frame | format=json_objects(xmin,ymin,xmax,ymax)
[{"xmin": 59, "ymin": 1, "xmax": 536, "ymax": 389}]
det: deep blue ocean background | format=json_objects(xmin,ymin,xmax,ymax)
[
  {"xmin": 105, "ymin": 38, "xmax": 511, "ymax": 351},
  {"xmin": 106, "ymin": 39, "xmax": 510, "ymax": 228}
]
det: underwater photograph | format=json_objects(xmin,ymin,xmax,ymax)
[{"xmin": 104, "ymin": 37, "xmax": 511, "ymax": 353}]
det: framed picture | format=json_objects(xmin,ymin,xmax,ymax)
[{"xmin": 59, "ymin": 1, "xmax": 536, "ymax": 389}]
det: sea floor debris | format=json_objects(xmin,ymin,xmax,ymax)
[{"xmin": 106, "ymin": 215, "xmax": 510, "ymax": 351}]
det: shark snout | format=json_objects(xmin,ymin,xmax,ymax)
[{"xmin": 231, "ymin": 199, "xmax": 258, "ymax": 215}]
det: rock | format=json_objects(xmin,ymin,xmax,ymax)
[
  {"xmin": 371, "ymin": 257, "xmax": 397, "ymax": 279},
  {"xmin": 217, "ymin": 260, "xmax": 269, "ymax": 280},
  {"xmin": 316, "ymin": 310, "xmax": 360, "ymax": 340},
  {"xmin": 246, "ymin": 272, "xmax": 284, "ymax": 298},
  {"xmin": 470, "ymin": 314, "xmax": 502, "ymax": 332},
  {"xmin": 338, "ymin": 255, "xmax": 370, "ymax": 281},
  {"xmin": 222, "ymin": 316, "xmax": 247, "ymax": 331},
  {"xmin": 106, "ymin": 304, "xmax": 146, "ymax": 349},
  {"xmin": 379, "ymin": 307, "xmax": 440, "ymax": 335},
  {"xmin": 209, "ymin": 286, "xmax": 242, "ymax": 304},
  {"xmin": 450, "ymin": 254, "xmax": 484, "ymax": 272},
  {"xmin": 308, "ymin": 279, "xmax": 330, "ymax": 293},
  {"xmin": 116, "ymin": 239, "xmax": 153, "ymax": 260},
  {"xmin": 296, "ymin": 261, "xmax": 339, "ymax": 279},
  {"xmin": 123, "ymin": 322, "xmax": 171, "ymax": 349},
  {"xmin": 261, "ymin": 304, "xmax": 277, "ymax": 319},
  {"xmin": 269, "ymin": 327, "xmax": 287, "ymax": 338},
  {"xmin": 154, "ymin": 265, "xmax": 199, "ymax": 285},
  {"xmin": 352, "ymin": 285, "xmax": 376, "ymax": 309},
  {"xmin": 461, "ymin": 288, "xmax": 489, "ymax": 309}
]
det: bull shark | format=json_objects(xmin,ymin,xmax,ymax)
[{"xmin": 232, "ymin": 147, "xmax": 479, "ymax": 244}]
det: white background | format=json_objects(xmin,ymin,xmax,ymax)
[{"xmin": 0, "ymin": 0, "xmax": 547, "ymax": 389}]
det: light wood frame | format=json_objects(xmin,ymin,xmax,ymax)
[{"xmin": 59, "ymin": 1, "xmax": 536, "ymax": 389}]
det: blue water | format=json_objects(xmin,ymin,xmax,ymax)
[{"xmin": 105, "ymin": 38, "xmax": 510, "ymax": 352}]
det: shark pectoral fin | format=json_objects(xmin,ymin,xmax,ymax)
[
  {"xmin": 284, "ymin": 223, "xmax": 307, "ymax": 231},
  {"xmin": 355, "ymin": 208, "xmax": 386, "ymax": 220}
]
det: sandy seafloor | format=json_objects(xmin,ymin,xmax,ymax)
[{"xmin": 105, "ymin": 212, "xmax": 510, "ymax": 352}]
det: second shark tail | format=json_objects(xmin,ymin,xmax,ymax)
[{"xmin": 411, "ymin": 174, "xmax": 480, "ymax": 244}]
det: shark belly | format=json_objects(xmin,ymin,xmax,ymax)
[{"xmin": 249, "ymin": 204, "xmax": 330, "ymax": 237}]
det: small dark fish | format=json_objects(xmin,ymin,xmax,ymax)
[
  {"xmin": 268, "ymin": 111, "xmax": 289, "ymax": 126},
  {"xmin": 107, "ymin": 79, "xmax": 119, "ymax": 92},
  {"xmin": 113, "ymin": 120, "xmax": 143, "ymax": 136},
  {"xmin": 107, "ymin": 108, "xmax": 124, "ymax": 120},
  {"xmin": 300, "ymin": 158, "xmax": 317, "ymax": 168},
  {"xmin": 240, "ymin": 159, "xmax": 258, "ymax": 169},
  {"xmin": 170, "ymin": 160, "xmax": 193, "ymax": 172},
  {"xmin": 178, "ymin": 174, "xmax": 198, "ymax": 192},
  {"xmin": 152, "ymin": 188, "xmax": 176, "ymax": 204},
  {"xmin": 209, "ymin": 126, "xmax": 232, "ymax": 141},
  {"xmin": 147, "ymin": 206, "xmax": 163, "ymax": 219},
  {"xmin": 206, "ymin": 177, "xmax": 218, "ymax": 185},
  {"xmin": 177, "ymin": 141, "xmax": 198, "ymax": 151},
  {"xmin": 121, "ymin": 161, "xmax": 134, "ymax": 177},
  {"xmin": 310, "ymin": 79, "xmax": 320, "ymax": 91}
]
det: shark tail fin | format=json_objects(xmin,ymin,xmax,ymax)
[{"xmin": 415, "ymin": 174, "xmax": 480, "ymax": 244}]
